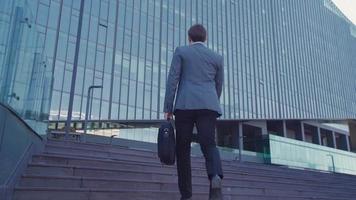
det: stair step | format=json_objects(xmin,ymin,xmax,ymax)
[
  {"xmin": 18, "ymin": 175, "xmax": 266, "ymax": 195},
  {"xmin": 45, "ymin": 141, "xmax": 356, "ymax": 184},
  {"xmin": 37, "ymin": 150, "xmax": 356, "ymax": 189},
  {"xmin": 25, "ymin": 161, "xmax": 356, "ymax": 193},
  {"xmin": 18, "ymin": 174, "xmax": 356, "ymax": 198},
  {"xmin": 13, "ymin": 139, "xmax": 356, "ymax": 200},
  {"xmin": 13, "ymin": 187, "xmax": 352, "ymax": 200}
]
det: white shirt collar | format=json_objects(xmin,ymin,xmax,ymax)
[{"xmin": 191, "ymin": 41, "xmax": 206, "ymax": 46}]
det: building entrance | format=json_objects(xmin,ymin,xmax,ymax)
[{"xmin": 243, "ymin": 124, "xmax": 263, "ymax": 153}]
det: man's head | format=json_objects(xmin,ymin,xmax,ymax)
[{"xmin": 188, "ymin": 24, "xmax": 207, "ymax": 43}]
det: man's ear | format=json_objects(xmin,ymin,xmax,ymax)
[{"xmin": 188, "ymin": 37, "xmax": 192, "ymax": 44}]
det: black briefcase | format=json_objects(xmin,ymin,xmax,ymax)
[{"xmin": 157, "ymin": 120, "xmax": 176, "ymax": 165}]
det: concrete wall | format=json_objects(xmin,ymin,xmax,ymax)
[{"xmin": 0, "ymin": 104, "xmax": 44, "ymax": 200}]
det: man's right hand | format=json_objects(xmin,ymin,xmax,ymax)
[{"xmin": 164, "ymin": 112, "xmax": 173, "ymax": 120}]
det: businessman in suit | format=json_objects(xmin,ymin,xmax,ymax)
[{"xmin": 163, "ymin": 24, "xmax": 224, "ymax": 200}]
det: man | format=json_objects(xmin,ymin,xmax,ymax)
[{"xmin": 163, "ymin": 24, "xmax": 224, "ymax": 200}]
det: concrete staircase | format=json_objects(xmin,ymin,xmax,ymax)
[{"xmin": 12, "ymin": 139, "xmax": 356, "ymax": 200}]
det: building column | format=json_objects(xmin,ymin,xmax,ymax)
[
  {"xmin": 301, "ymin": 122, "xmax": 305, "ymax": 141},
  {"xmin": 332, "ymin": 132, "xmax": 337, "ymax": 149},
  {"xmin": 283, "ymin": 120, "xmax": 287, "ymax": 138},
  {"xmin": 346, "ymin": 136, "xmax": 351, "ymax": 152},
  {"xmin": 317, "ymin": 127, "xmax": 322, "ymax": 145},
  {"xmin": 348, "ymin": 120, "xmax": 356, "ymax": 152},
  {"xmin": 238, "ymin": 123, "xmax": 244, "ymax": 150},
  {"xmin": 238, "ymin": 123, "xmax": 244, "ymax": 162}
]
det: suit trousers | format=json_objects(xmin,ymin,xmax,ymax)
[{"xmin": 174, "ymin": 109, "xmax": 223, "ymax": 199}]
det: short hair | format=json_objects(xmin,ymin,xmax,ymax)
[{"xmin": 188, "ymin": 24, "xmax": 207, "ymax": 42}]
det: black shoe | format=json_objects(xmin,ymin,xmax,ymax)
[
  {"xmin": 209, "ymin": 175, "xmax": 223, "ymax": 200},
  {"xmin": 180, "ymin": 198, "xmax": 192, "ymax": 200}
]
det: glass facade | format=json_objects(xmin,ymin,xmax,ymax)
[
  {"xmin": 267, "ymin": 134, "xmax": 356, "ymax": 175},
  {"xmin": 21, "ymin": 0, "xmax": 356, "ymax": 121},
  {"xmin": 0, "ymin": 0, "xmax": 53, "ymax": 134}
]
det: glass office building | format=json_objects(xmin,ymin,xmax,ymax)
[
  {"xmin": 2, "ymin": 0, "xmax": 356, "ymax": 175},
  {"xmin": 22, "ymin": 0, "xmax": 356, "ymax": 122},
  {"xmin": 8, "ymin": 0, "xmax": 353, "ymax": 152}
]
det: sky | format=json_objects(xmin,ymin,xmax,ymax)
[{"xmin": 332, "ymin": 0, "xmax": 356, "ymax": 25}]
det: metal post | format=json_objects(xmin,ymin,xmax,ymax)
[
  {"xmin": 238, "ymin": 123, "xmax": 243, "ymax": 162},
  {"xmin": 65, "ymin": 0, "xmax": 85, "ymax": 136},
  {"xmin": 84, "ymin": 85, "xmax": 102, "ymax": 135}
]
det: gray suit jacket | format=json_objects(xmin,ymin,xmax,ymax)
[{"xmin": 163, "ymin": 43, "xmax": 224, "ymax": 116}]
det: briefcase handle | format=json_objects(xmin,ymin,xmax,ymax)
[{"xmin": 166, "ymin": 117, "xmax": 175, "ymax": 129}]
